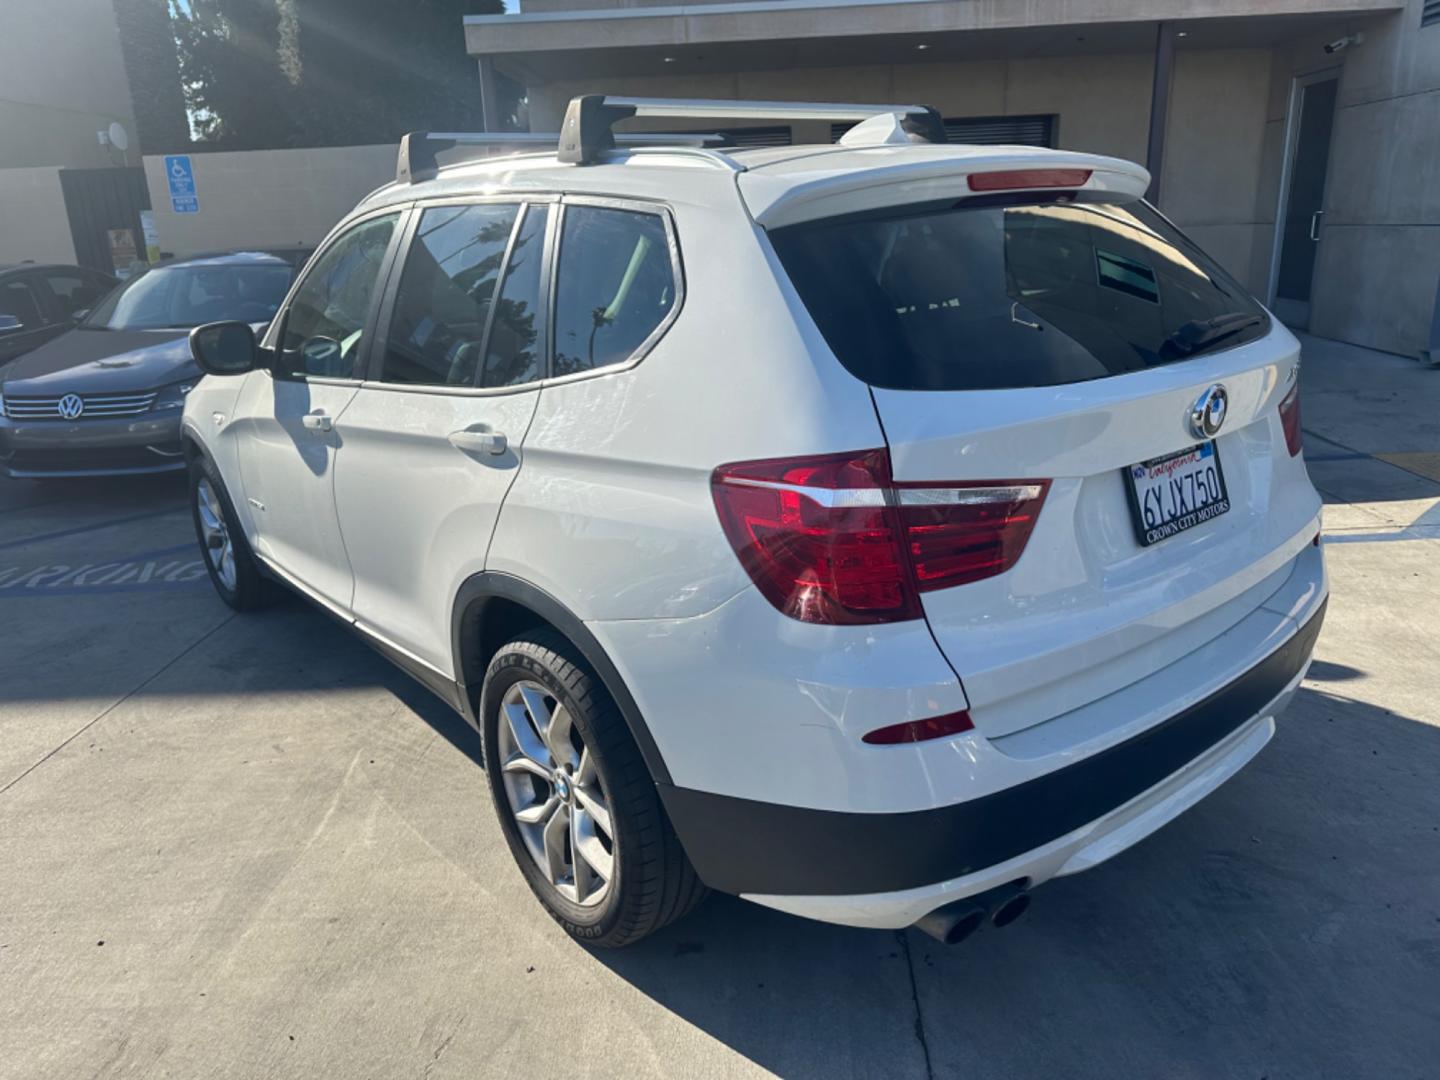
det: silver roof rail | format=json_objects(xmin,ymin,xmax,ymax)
[
  {"xmin": 557, "ymin": 95, "xmax": 945, "ymax": 166},
  {"xmin": 396, "ymin": 130, "xmax": 726, "ymax": 183}
]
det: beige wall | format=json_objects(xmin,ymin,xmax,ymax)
[
  {"xmin": 1302, "ymin": 0, "xmax": 1440, "ymax": 356},
  {"xmin": 527, "ymin": 46, "xmax": 1277, "ymax": 291},
  {"xmin": 0, "ymin": 0, "xmax": 138, "ymax": 169},
  {"xmin": 0, "ymin": 169, "xmax": 79, "ymax": 265},
  {"xmin": 141, "ymin": 145, "xmax": 398, "ymax": 258}
]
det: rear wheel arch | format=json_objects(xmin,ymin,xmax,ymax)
[{"xmin": 451, "ymin": 573, "xmax": 673, "ymax": 787}]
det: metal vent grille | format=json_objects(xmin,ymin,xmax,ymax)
[
  {"xmin": 1423, "ymin": 0, "xmax": 1440, "ymax": 27},
  {"xmin": 831, "ymin": 114, "xmax": 1057, "ymax": 147},
  {"xmin": 4, "ymin": 391, "xmax": 158, "ymax": 420}
]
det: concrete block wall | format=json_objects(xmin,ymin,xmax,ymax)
[
  {"xmin": 141, "ymin": 145, "xmax": 398, "ymax": 258},
  {"xmin": 0, "ymin": 0, "xmax": 138, "ymax": 170},
  {"xmin": 1306, "ymin": 0, "xmax": 1440, "ymax": 357},
  {"xmin": 0, "ymin": 168, "xmax": 78, "ymax": 265}
]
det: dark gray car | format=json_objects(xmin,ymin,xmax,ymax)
[
  {"xmin": 0, "ymin": 263, "xmax": 117, "ymax": 367},
  {"xmin": 0, "ymin": 251, "xmax": 302, "ymax": 478}
]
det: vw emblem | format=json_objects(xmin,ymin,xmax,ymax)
[
  {"xmin": 1188, "ymin": 384, "xmax": 1228, "ymax": 440},
  {"xmin": 57, "ymin": 394, "xmax": 84, "ymax": 420}
]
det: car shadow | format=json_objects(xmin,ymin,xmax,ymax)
[{"xmin": 584, "ymin": 684, "xmax": 1440, "ymax": 1078}]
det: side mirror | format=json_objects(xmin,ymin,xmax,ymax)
[
  {"xmin": 71, "ymin": 309, "xmax": 90, "ymax": 325},
  {"xmin": 190, "ymin": 321, "xmax": 259, "ymax": 376},
  {"xmin": 0, "ymin": 314, "xmax": 24, "ymax": 335}
]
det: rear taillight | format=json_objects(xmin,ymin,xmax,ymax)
[
  {"xmin": 710, "ymin": 449, "xmax": 1049, "ymax": 626},
  {"xmin": 895, "ymin": 479, "xmax": 1050, "ymax": 592},
  {"xmin": 1279, "ymin": 379, "xmax": 1302, "ymax": 456}
]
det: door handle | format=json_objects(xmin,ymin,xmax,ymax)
[
  {"xmin": 301, "ymin": 409, "xmax": 332, "ymax": 433},
  {"xmin": 1309, "ymin": 210, "xmax": 1324, "ymax": 242},
  {"xmin": 449, "ymin": 429, "xmax": 507, "ymax": 456}
]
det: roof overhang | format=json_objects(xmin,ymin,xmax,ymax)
[{"xmin": 466, "ymin": 0, "xmax": 1401, "ymax": 83}]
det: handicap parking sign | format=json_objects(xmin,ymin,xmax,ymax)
[{"xmin": 164, "ymin": 155, "xmax": 199, "ymax": 214}]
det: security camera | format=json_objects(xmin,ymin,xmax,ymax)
[{"xmin": 1324, "ymin": 32, "xmax": 1364, "ymax": 54}]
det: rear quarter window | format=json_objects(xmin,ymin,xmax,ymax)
[{"xmin": 770, "ymin": 197, "xmax": 1269, "ymax": 392}]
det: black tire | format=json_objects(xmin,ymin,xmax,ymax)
[
  {"xmin": 481, "ymin": 628, "xmax": 706, "ymax": 947},
  {"xmin": 188, "ymin": 454, "xmax": 281, "ymax": 612}
]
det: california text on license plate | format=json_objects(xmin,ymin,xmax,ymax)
[{"xmin": 1124, "ymin": 442, "xmax": 1230, "ymax": 547}]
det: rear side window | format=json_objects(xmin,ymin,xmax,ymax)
[
  {"xmin": 43, "ymin": 271, "xmax": 110, "ymax": 319},
  {"xmin": 0, "ymin": 279, "xmax": 44, "ymax": 328},
  {"xmin": 381, "ymin": 203, "xmax": 520, "ymax": 386},
  {"xmin": 770, "ymin": 198, "xmax": 1269, "ymax": 391},
  {"xmin": 553, "ymin": 206, "xmax": 676, "ymax": 377}
]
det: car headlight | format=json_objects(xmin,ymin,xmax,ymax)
[{"xmin": 151, "ymin": 381, "xmax": 195, "ymax": 412}]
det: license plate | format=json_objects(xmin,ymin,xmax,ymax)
[{"xmin": 1124, "ymin": 442, "xmax": 1230, "ymax": 547}]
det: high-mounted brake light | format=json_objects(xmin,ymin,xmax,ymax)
[
  {"xmin": 967, "ymin": 168, "xmax": 1092, "ymax": 192},
  {"xmin": 1279, "ymin": 378, "xmax": 1303, "ymax": 457},
  {"xmin": 710, "ymin": 449, "xmax": 1049, "ymax": 626}
]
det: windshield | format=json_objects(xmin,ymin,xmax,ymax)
[
  {"xmin": 82, "ymin": 262, "xmax": 295, "ymax": 331},
  {"xmin": 770, "ymin": 196, "xmax": 1269, "ymax": 391}
]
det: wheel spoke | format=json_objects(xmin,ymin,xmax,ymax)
[
  {"xmin": 503, "ymin": 700, "xmax": 549, "ymax": 770},
  {"xmin": 502, "ymin": 754, "xmax": 550, "ymax": 781},
  {"xmin": 514, "ymin": 793, "xmax": 557, "ymax": 826},
  {"xmin": 542, "ymin": 803, "xmax": 571, "ymax": 884},
  {"xmin": 573, "ymin": 784, "xmax": 611, "ymax": 839},
  {"xmin": 572, "ymin": 808, "xmax": 613, "ymax": 885},
  {"xmin": 571, "ymin": 810, "xmax": 597, "ymax": 902}
]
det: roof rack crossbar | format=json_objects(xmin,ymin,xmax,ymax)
[
  {"xmin": 557, "ymin": 94, "xmax": 945, "ymax": 165},
  {"xmin": 396, "ymin": 130, "xmax": 725, "ymax": 183}
]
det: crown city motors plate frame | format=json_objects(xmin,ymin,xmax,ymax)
[{"xmin": 1123, "ymin": 441, "xmax": 1231, "ymax": 547}]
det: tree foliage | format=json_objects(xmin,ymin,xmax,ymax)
[
  {"xmin": 171, "ymin": 0, "xmax": 505, "ymax": 149},
  {"xmin": 113, "ymin": 0, "xmax": 192, "ymax": 154}
]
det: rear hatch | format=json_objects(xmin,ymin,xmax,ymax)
[{"xmin": 765, "ymin": 166, "xmax": 1319, "ymax": 740}]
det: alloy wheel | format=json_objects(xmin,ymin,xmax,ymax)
[
  {"xmin": 195, "ymin": 476, "xmax": 236, "ymax": 592},
  {"xmin": 497, "ymin": 679, "xmax": 615, "ymax": 906}
]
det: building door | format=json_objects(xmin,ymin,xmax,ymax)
[
  {"xmin": 57, "ymin": 167, "xmax": 151, "ymax": 278},
  {"xmin": 1270, "ymin": 72, "xmax": 1339, "ymax": 329}
]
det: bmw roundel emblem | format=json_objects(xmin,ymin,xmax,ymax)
[
  {"xmin": 1188, "ymin": 384, "xmax": 1228, "ymax": 440},
  {"xmin": 57, "ymin": 393, "xmax": 84, "ymax": 420}
]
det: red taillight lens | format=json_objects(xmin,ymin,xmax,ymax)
[
  {"xmin": 711, "ymin": 449, "xmax": 1049, "ymax": 625},
  {"xmin": 896, "ymin": 481, "xmax": 1050, "ymax": 592},
  {"xmin": 711, "ymin": 449, "xmax": 921, "ymax": 625},
  {"xmin": 1279, "ymin": 379, "xmax": 1302, "ymax": 457},
  {"xmin": 967, "ymin": 168, "xmax": 1092, "ymax": 192},
  {"xmin": 863, "ymin": 710, "xmax": 975, "ymax": 746}
]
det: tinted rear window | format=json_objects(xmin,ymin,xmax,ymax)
[{"xmin": 770, "ymin": 198, "xmax": 1269, "ymax": 391}]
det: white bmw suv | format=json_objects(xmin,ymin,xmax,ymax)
[{"xmin": 183, "ymin": 96, "xmax": 1327, "ymax": 948}]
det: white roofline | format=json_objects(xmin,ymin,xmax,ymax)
[{"xmin": 464, "ymin": 0, "xmax": 948, "ymax": 26}]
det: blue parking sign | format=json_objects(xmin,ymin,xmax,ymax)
[{"xmin": 164, "ymin": 155, "xmax": 199, "ymax": 214}]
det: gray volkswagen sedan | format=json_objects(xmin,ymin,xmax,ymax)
[{"xmin": 0, "ymin": 251, "xmax": 303, "ymax": 478}]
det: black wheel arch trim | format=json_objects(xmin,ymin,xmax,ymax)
[
  {"xmin": 657, "ymin": 598, "xmax": 1326, "ymax": 898},
  {"xmin": 452, "ymin": 571, "xmax": 673, "ymax": 787}
]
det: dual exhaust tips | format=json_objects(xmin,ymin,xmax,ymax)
[{"xmin": 913, "ymin": 881, "xmax": 1031, "ymax": 946}]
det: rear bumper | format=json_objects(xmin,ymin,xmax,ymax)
[
  {"xmin": 0, "ymin": 413, "xmax": 184, "ymax": 477},
  {"xmin": 659, "ymin": 597, "xmax": 1324, "ymax": 921}
]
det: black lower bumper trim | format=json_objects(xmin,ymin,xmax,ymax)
[{"xmin": 659, "ymin": 599, "xmax": 1326, "ymax": 897}]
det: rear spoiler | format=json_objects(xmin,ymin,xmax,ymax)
[{"xmin": 739, "ymin": 151, "xmax": 1151, "ymax": 230}]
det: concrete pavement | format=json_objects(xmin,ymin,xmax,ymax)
[{"xmin": 1, "ymin": 334, "xmax": 1437, "ymax": 1079}]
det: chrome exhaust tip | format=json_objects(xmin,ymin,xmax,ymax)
[
  {"xmin": 913, "ymin": 901, "xmax": 986, "ymax": 946},
  {"xmin": 913, "ymin": 880, "xmax": 1032, "ymax": 944}
]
